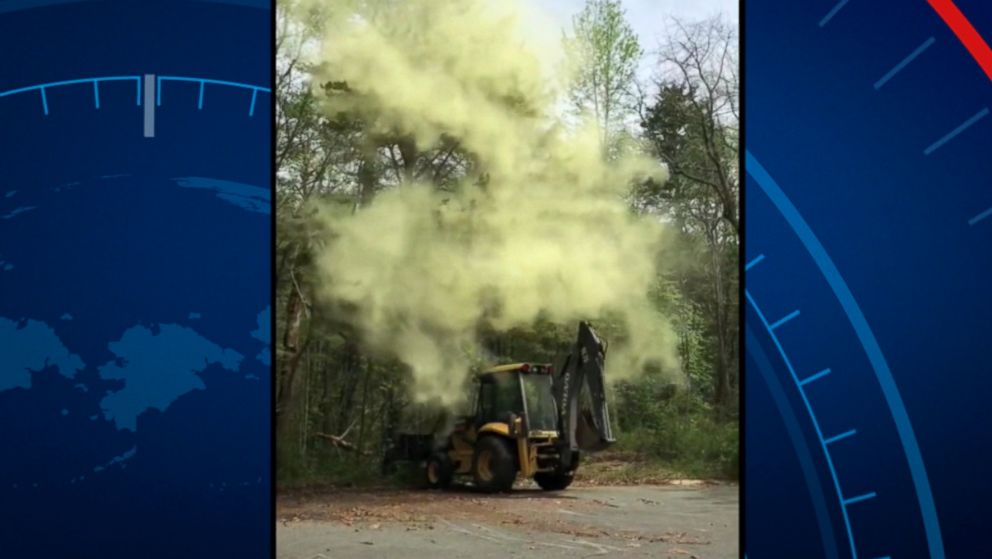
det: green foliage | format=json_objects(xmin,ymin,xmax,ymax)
[
  {"xmin": 275, "ymin": 1, "xmax": 740, "ymax": 487},
  {"xmin": 613, "ymin": 379, "xmax": 738, "ymax": 479},
  {"xmin": 564, "ymin": 0, "xmax": 643, "ymax": 154},
  {"xmin": 277, "ymin": 449, "xmax": 386, "ymax": 489}
]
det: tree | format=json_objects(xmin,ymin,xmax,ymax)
[
  {"xmin": 275, "ymin": 1, "xmax": 357, "ymax": 464},
  {"xmin": 274, "ymin": 0, "xmax": 484, "ymax": 474},
  {"xmin": 640, "ymin": 16, "xmax": 739, "ymax": 413},
  {"xmin": 563, "ymin": 0, "xmax": 643, "ymax": 157},
  {"xmin": 650, "ymin": 17, "xmax": 738, "ymax": 235},
  {"xmin": 274, "ymin": 2, "xmax": 741, "ymax": 483}
]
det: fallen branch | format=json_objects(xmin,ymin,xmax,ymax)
[
  {"xmin": 314, "ymin": 432, "xmax": 370, "ymax": 455},
  {"xmin": 340, "ymin": 417, "xmax": 359, "ymax": 440}
]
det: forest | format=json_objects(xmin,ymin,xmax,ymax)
[{"xmin": 275, "ymin": 0, "xmax": 740, "ymax": 486}]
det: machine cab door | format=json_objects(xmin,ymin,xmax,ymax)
[
  {"xmin": 474, "ymin": 374, "xmax": 522, "ymax": 429},
  {"xmin": 475, "ymin": 376, "xmax": 497, "ymax": 428}
]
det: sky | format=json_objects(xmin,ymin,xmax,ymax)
[
  {"xmin": 533, "ymin": 0, "xmax": 739, "ymax": 83},
  {"xmin": 536, "ymin": 0, "xmax": 738, "ymax": 44}
]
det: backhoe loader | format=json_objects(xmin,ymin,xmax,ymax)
[{"xmin": 383, "ymin": 322, "xmax": 615, "ymax": 492}]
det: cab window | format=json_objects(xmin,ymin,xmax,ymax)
[
  {"xmin": 477, "ymin": 380, "xmax": 495, "ymax": 421},
  {"xmin": 476, "ymin": 374, "xmax": 523, "ymax": 424}
]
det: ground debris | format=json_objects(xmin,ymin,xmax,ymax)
[
  {"xmin": 277, "ymin": 485, "xmax": 737, "ymax": 558},
  {"xmin": 647, "ymin": 531, "xmax": 709, "ymax": 545},
  {"xmin": 667, "ymin": 548, "xmax": 701, "ymax": 557}
]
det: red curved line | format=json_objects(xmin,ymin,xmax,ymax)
[{"xmin": 928, "ymin": 0, "xmax": 992, "ymax": 81}]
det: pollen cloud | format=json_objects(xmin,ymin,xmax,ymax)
[{"xmin": 303, "ymin": 0, "xmax": 680, "ymax": 404}]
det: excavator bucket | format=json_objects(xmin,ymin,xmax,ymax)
[
  {"xmin": 553, "ymin": 321, "xmax": 615, "ymax": 469},
  {"xmin": 576, "ymin": 409, "xmax": 612, "ymax": 452}
]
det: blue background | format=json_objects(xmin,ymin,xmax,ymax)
[
  {"xmin": 746, "ymin": 0, "xmax": 992, "ymax": 557},
  {"xmin": 0, "ymin": 0, "xmax": 272, "ymax": 557}
]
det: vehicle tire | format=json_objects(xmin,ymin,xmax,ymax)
[
  {"xmin": 472, "ymin": 436, "xmax": 517, "ymax": 493},
  {"xmin": 535, "ymin": 451, "xmax": 578, "ymax": 491},
  {"xmin": 425, "ymin": 452, "xmax": 453, "ymax": 489},
  {"xmin": 534, "ymin": 470, "xmax": 574, "ymax": 491}
]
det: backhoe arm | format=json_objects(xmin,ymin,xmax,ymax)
[{"xmin": 553, "ymin": 321, "xmax": 615, "ymax": 469}]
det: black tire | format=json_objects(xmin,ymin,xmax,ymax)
[
  {"xmin": 425, "ymin": 452, "xmax": 453, "ymax": 489},
  {"xmin": 535, "ymin": 451, "xmax": 579, "ymax": 491},
  {"xmin": 534, "ymin": 470, "xmax": 574, "ymax": 491},
  {"xmin": 472, "ymin": 436, "xmax": 517, "ymax": 493}
]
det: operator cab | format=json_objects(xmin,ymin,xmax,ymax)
[{"xmin": 469, "ymin": 362, "xmax": 558, "ymax": 437}]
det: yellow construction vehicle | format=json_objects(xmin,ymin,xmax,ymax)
[{"xmin": 385, "ymin": 322, "xmax": 615, "ymax": 492}]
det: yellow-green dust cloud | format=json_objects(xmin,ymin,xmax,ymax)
[{"xmin": 303, "ymin": 0, "xmax": 680, "ymax": 405}]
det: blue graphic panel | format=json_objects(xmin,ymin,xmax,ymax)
[
  {"xmin": 0, "ymin": 1, "xmax": 271, "ymax": 556},
  {"xmin": 747, "ymin": 1, "xmax": 992, "ymax": 557}
]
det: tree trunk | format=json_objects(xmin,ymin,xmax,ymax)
[
  {"xmin": 336, "ymin": 342, "xmax": 360, "ymax": 433},
  {"xmin": 708, "ymin": 226, "xmax": 730, "ymax": 413},
  {"xmin": 276, "ymin": 274, "xmax": 309, "ymax": 460},
  {"xmin": 355, "ymin": 357, "xmax": 373, "ymax": 458}
]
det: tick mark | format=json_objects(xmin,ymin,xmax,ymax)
[
  {"xmin": 770, "ymin": 309, "xmax": 800, "ymax": 331},
  {"xmin": 819, "ymin": 0, "xmax": 850, "ymax": 27},
  {"xmin": 93, "ymin": 81, "xmax": 100, "ymax": 109},
  {"xmin": 745, "ymin": 254, "xmax": 765, "ymax": 271},
  {"xmin": 843, "ymin": 492, "xmax": 877, "ymax": 507},
  {"xmin": 799, "ymin": 368, "xmax": 831, "ymax": 386},
  {"xmin": 928, "ymin": 0, "xmax": 992, "ymax": 82},
  {"xmin": 968, "ymin": 206, "xmax": 992, "ymax": 226},
  {"xmin": 40, "ymin": 87, "xmax": 48, "ymax": 115},
  {"xmin": 875, "ymin": 37, "xmax": 935, "ymax": 89},
  {"xmin": 144, "ymin": 74, "xmax": 155, "ymax": 138},
  {"xmin": 824, "ymin": 429, "xmax": 857, "ymax": 445},
  {"xmin": 924, "ymin": 107, "xmax": 989, "ymax": 155}
]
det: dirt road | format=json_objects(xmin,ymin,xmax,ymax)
[{"xmin": 277, "ymin": 483, "xmax": 738, "ymax": 558}]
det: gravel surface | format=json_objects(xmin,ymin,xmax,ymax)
[{"xmin": 277, "ymin": 483, "xmax": 738, "ymax": 558}]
